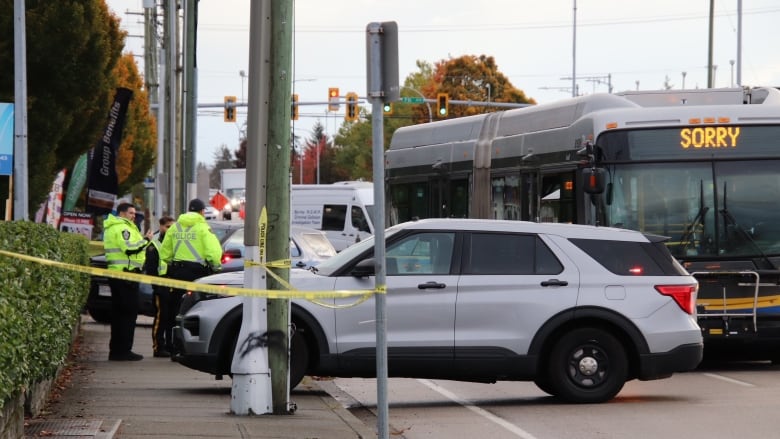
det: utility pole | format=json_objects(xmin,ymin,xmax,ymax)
[
  {"xmin": 707, "ymin": 0, "xmax": 714, "ymax": 88},
  {"xmin": 143, "ymin": 0, "xmax": 163, "ymax": 219},
  {"xmin": 163, "ymin": 0, "xmax": 179, "ymax": 215},
  {"xmin": 230, "ymin": 0, "xmax": 274, "ymax": 416},
  {"xmin": 182, "ymin": 0, "xmax": 197, "ymax": 198},
  {"xmin": 266, "ymin": 0, "xmax": 294, "ymax": 415}
]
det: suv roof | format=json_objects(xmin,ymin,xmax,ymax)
[{"xmin": 392, "ymin": 218, "xmax": 650, "ymax": 242}]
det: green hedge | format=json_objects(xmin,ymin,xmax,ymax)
[{"xmin": 0, "ymin": 221, "xmax": 90, "ymax": 410}]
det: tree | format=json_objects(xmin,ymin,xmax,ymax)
[
  {"xmin": 234, "ymin": 138, "xmax": 247, "ymax": 168},
  {"xmin": 209, "ymin": 144, "xmax": 234, "ymax": 188},
  {"xmin": 424, "ymin": 54, "xmax": 535, "ymax": 120},
  {"xmin": 0, "ymin": 0, "xmax": 125, "ymax": 217},
  {"xmin": 330, "ymin": 55, "xmax": 534, "ymax": 182}
]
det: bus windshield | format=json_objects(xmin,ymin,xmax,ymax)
[{"xmin": 601, "ymin": 138, "xmax": 780, "ymax": 259}]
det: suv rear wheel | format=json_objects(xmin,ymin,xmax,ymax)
[{"xmin": 549, "ymin": 327, "xmax": 628, "ymax": 403}]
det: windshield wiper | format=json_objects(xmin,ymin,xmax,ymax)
[
  {"xmin": 720, "ymin": 181, "xmax": 775, "ymax": 269},
  {"xmin": 678, "ymin": 180, "xmax": 709, "ymax": 255}
]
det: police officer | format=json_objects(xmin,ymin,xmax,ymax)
[
  {"xmin": 145, "ymin": 215, "xmax": 175, "ymax": 357},
  {"xmin": 103, "ymin": 202, "xmax": 153, "ymax": 361},
  {"xmin": 160, "ymin": 199, "xmax": 223, "ymax": 316}
]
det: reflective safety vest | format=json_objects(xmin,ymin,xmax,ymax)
[
  {"xmin": 159, "ymin": 212, "xmax": 222, "ymax": 271},
  {"xmin": 148, "ymin": 238, "xmax": 167, "ymax": 276},
  {"xmin": 103, "ymin": 214, "xmax": 148, "ymax": 272}
]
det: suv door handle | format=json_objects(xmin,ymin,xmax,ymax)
[
  {"xmin": 418, "ymin": 281, "xmax": 446, "ymax": 290},
  {"xmin": 541, "ymin": 279, "xmax": 568, "ymax": 287}
]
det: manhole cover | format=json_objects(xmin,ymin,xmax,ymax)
[{"xmin": 25, "ymin": 419, "xmax": 102, "ymax": 437}]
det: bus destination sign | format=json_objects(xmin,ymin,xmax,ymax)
[{"xmin": 680, "ymin": 127, "xmax": 740, "ymax": 149}]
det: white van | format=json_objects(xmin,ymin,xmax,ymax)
[{"xmin": 291, "ymin": 182, "xmax": 374, "ymax": 251}]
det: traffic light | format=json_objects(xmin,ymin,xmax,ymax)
[
  {"xmin": 436, "ymin": 93, "xmax": 449, "ymax": 118},
  {"xmin": 328, "ymin": 87, "xmax": 340, "ymax": 111},
  {"xmin": 383, "ymin": 102, "xmax": 393, "ymax": 115},
  {"xmin": 224, "ymin": 96, "xmax": 237, "ymax": 122},
  {"xmin": 345, "ymin": 92, "xmax": 359, "ymax": 122},
  {"xmin": 292, "ymin": 94, "xmax": 299, "ymax": 120}
]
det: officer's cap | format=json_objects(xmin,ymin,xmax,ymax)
[{"xmin": 188, "ymin": 198, "xmax": 206, "ymax": 212}]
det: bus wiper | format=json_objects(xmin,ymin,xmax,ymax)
[
  {"xmin": 678, "ymin": 180, "xmax": 708, "ymax": 254},
  {"xmin": 719, "ymin": 182, "xmax": 775, "ymax": 269}
]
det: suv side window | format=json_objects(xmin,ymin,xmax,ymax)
[
  {"xmin": 386, "ymin": 232, "xmax": 455, "ymax": 275},
  {"xmin": 465, "ymin": 233, "xmax": 563, "ymax": 275},
  {"xmin": 570, "ymin": 238, "xmax": 684, "ymax": 276},
  {"xmin": 322, "ymin": 205, "xmax": 347, "ymax": 231}
]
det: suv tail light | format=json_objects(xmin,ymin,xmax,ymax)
[{"xmin": 655, "ymin": 284, "xmax": 698, "ymax": 314}]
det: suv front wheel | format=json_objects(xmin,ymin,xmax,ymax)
[{"xmin": 548, "ymin": 327, "xmax": 628, "ymax": 403}]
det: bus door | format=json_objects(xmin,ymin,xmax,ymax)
[
  {"xmin": 539, "ymin": 171, "xmax": 576, "ymax": 223},
  {"xmin": 429, "ymin": 177, "xmax": 468, "ymax": 219}
]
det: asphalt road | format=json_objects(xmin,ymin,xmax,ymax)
[{"xmin": 325, "ymin": 360, "xmax": 780, "ymax": 439}]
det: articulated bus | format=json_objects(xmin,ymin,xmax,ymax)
[{"xmin": 385, "ymin": 86, "xmax": 780, "ymax": 360}]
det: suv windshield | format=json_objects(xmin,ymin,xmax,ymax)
[{"xmin": 313, "ymin": 226, "xmax": 402, "ymax": 275}]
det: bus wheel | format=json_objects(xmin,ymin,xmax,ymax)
[{"xmin": 548, "ymin": 328, "xmax": 627, "ymax": 403}]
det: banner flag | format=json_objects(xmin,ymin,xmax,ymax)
[
  {"xmin": 45, "ymin": 169, "xmax": 67, "ymax": 228},
  {"xmin": 86, "ymin": 87, "xmax": 133, "ymax": 214},
  {"xmin": 63, "ymin": 152, "xmax": 88, "ymax": 211},
  {"xmin": 0, "ymin": 103, "xmax": 13, "ymax": 176}
]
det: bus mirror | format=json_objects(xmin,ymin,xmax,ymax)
[
  {"xmin": 605, "ymin": 182, "xmax": 613, "ymax": 205},
  {"xmin": 582, "ymin": 168, "xmax": 606, "ymax": 194}
]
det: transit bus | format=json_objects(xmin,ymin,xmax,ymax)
[{"xmin": 385, "ymin": 86, "xmax": 780, "ymax": 360}]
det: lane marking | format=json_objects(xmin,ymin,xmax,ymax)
[
  {"xmin": 702, "ymin": 373, "xmax": 756, "ymax": 387},
  {"xmin": 417, "ymin": 379, "xmax": 539, "ymax": 439}
]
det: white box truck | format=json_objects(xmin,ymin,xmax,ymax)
[
  {"xmin": 219, "ymin": 168, "xmax": 246, "ymax": 218},
  {"xmin": 291, "ymin": 181, "xmax": 374, "ymax": 251}
]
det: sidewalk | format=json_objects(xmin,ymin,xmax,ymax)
[{"xmin": 24, "ymin": 315, "xmax": 377, "ymax": 439}]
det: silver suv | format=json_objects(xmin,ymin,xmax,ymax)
[{"xmin": 173, "ymin": 218, "xmax": 703, "ymax": 403}]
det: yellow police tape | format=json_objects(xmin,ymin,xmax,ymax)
[{"xmin": 0, "ymin": 249, "xmax": 382, "ymax": 303}]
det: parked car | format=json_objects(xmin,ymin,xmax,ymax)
[
  {"xmin": 85, "ymin": 220, "xmax": 243, "ymax": 324},
  {"xmin": 203, "ymin": 206, "xmax": 219, "ymax": 220},
  {"xmin": 220, "ymin": 225, "xmax": 337, "ymax": 272},
  {"xmin": 172, "ymin": 218, "xmax": 703, "ymax": 403}
]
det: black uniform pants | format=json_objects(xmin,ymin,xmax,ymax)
[
  {"xmin": 109, "ymin": 277, "xmax": 140, "ymax": 356},
  {"xmin": 167, "ymin": 261, "xmax": 211, "ymax": 316},
  {"xmin": 152, "ymin": 284, "xmax": 177, "ymax": 353}
]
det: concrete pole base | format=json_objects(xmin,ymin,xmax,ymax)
[{"xmin": 230, "ymin": 373, "xmax": 273, "ymax": 415}]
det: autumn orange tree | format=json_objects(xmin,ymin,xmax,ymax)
[
  {"xmin": 418, "ymin": 54, "xmax": 535, "ymax": 122},
  {"xmin": 330, "ymin": 55, "xmax": 535, "ymax": 181}
]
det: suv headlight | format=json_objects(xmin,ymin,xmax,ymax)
[{"xmin": 179, "ymin": 289, "xmax": 229, "ymax": 315}]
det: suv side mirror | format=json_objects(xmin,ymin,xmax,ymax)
[{"xmin": 351, "ymin": 258, "xmax": 375, "ymax": 278}]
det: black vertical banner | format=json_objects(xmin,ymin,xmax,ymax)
[{"xmin": 86, "ymin": 87, "xmax": 133, "ymax": 214}]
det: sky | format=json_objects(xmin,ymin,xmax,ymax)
[{"xmin": 106, "ymin": 0, "xmax": 780, "ymax": 167}]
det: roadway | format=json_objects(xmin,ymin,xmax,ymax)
[{"xmin": 321, "ymin": 360, "xmax": 780, "ymax": 439}]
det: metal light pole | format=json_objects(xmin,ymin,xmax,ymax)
[
  {"xmin": 730, "ymin": 60, "xmax": 735, "ymax": 87},
  {"xmin": 572, "ymin": 0, "xmax": 577, "ymax": 97},
  {"xmin": 682, "ymin": 71, "xmax": 687, "ymax": 89},
  {"xmin": 240, "ymin": 70, "xmax": 246, "ymax": 103}
]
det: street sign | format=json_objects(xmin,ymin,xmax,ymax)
[{"xmin": 400, "ymin": 97, "xmax": 424, "ymax": 103}]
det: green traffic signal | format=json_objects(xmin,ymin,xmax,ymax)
[{"xmin": 436, "ymin": 93, "xmax": 449, "ymax": 117}]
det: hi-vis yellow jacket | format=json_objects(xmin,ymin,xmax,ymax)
[
  {"xmin": 159, "ymin": 212, "xmax": 222, "ymax": 271},
  {"xmin": 103, "ymin": 214, "xmax": 149, "ymax": 272}
]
